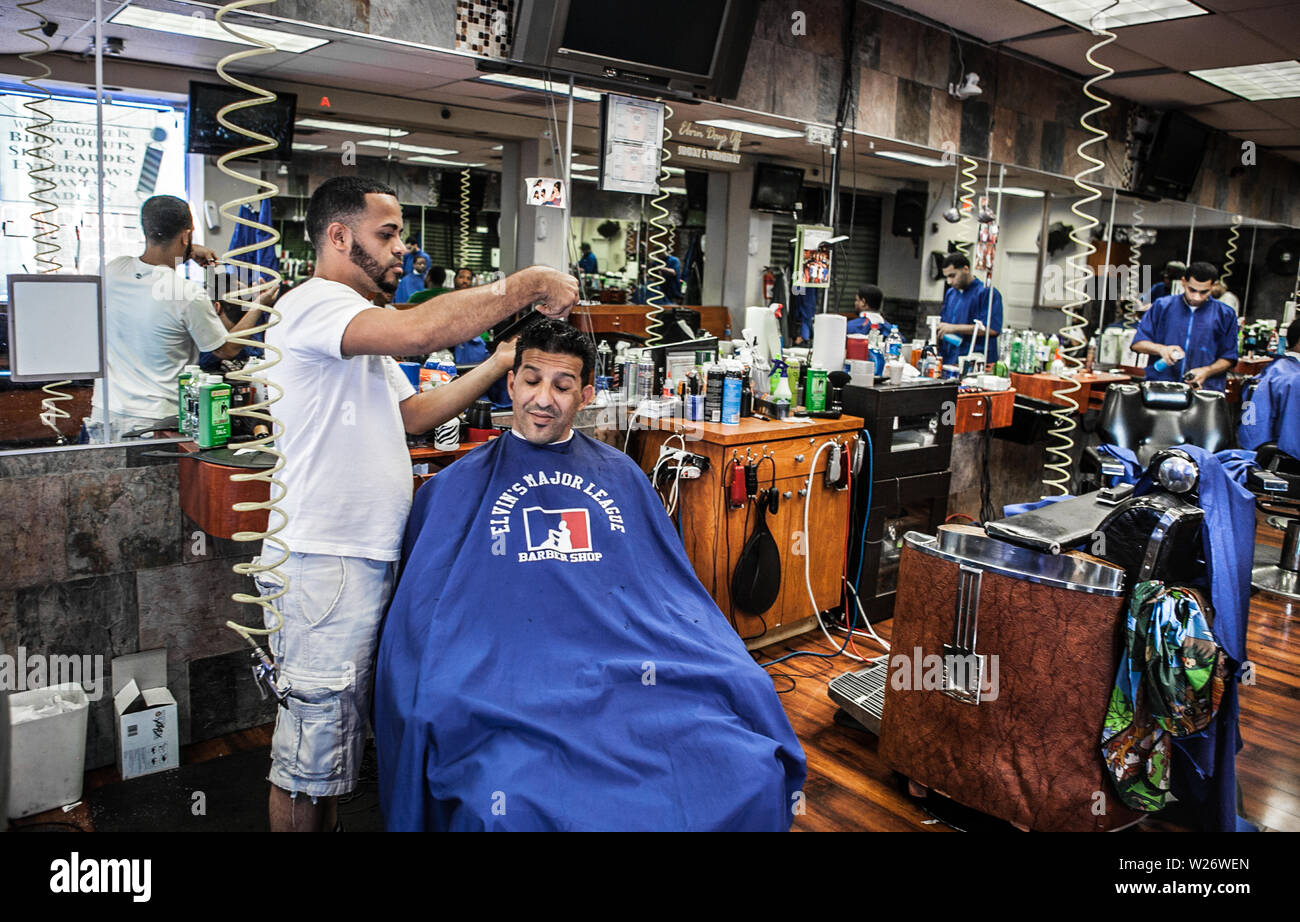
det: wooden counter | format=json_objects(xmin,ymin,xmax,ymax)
[{"xmin": 1010, "ymin": 371, "xmax": 1128, "ymax": 411}]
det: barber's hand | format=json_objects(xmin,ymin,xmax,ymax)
[
  {"xmin": 189, "ymin": 244, "xmax": 219, "ymax": 267},
  {"xmin": 526, "ymin": 266, "xmax": 579, "ymax": 320},
  {"xmin": 1185, "ymin": 366, "xmax": 1211, "ymax": 389},
  {"xmin": 1163, "ymin": 344, "xmax": 1185, "ymax": 364},
  {"xmin": 491, "ymin": 336, "xmax": 518, "ymax": 376},
  {"xmin": 937, "ymin": 322, "xmax": 956, "ymax": 338}
]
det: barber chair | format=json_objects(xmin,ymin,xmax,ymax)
[
  {"xmin": 1246, "ymin": 443, "xmax": 1300, "ymax": 601},
  {"xmin": 1082, "ymin": 382, "xmax": 1232, "ymax": 491},
  {"xmin": 875, "ymin": 451, "xmax": 1208, "ymax": 831}
]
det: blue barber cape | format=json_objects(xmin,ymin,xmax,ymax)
[
  {"xmin": 1131, "ymin": 445, "xmax": 1254, "ymax": 831},
  {"xmin": 1132, "ymin": 295, "xmax": 1238, "ymax": 392},
  {"xmin": 940, "ymin": 278, "xmax": 1002, "ymax": 366},
  {"xmin": 374, "ymin": 431, "xmax": 807, "ymax": 831},
  {"xmin": 1239, "ymin": 354, "xmax": 1300, "ymax": 458}
]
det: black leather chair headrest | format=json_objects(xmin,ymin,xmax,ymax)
[{"xmin": 1141, "ymin": 380, "xmax": 1193, "ymax": 409}]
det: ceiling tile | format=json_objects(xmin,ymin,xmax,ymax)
[
  {"xmin": 1249, "ymin": 97, "xmax": 1300, "ymax": 126},
  {"xmin": 1196, "ymin": 0, "xmax": 1296, "ymax": 12},
  {"xmin": 1104, "ymin": 71, "xmax": 1236, "ymax": 107},
  {"xmin": 882, "ymin": 0, "xmax": 1067, "ymax": 42},
  {"xmin": 1231, "ymin": 5, "xmax": 1300, "ymax": 52},
  {"xmin": 1184, "ymin": 99, "xmax": 1290, "ymax": 129},
  {"xmin": 1110, "ymin": 15, "xmax": 1293, "ymax": 71},
  {"xmin": 1006, "ymin": 32, "xmax": 1163, "ymax": 77}
]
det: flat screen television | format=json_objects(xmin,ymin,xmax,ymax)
[
  {"xmin": 187, "ymin": 81, "xmax": 297, "ymax": 160},
  {"xmin": 750, "ymin": 163, "xmax": 804, "ymax": 213},
  {"xmin": 510, "ymin": 0, "xmax": 758, "ymax": 101},
  {"xmin": 1138, "ymin": 111, "xmax": 1209, "ymax": 201}
]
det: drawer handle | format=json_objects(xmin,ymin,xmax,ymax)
[
  {"xmin": 969, "ymin": 409, "xmax": 984, "ymax": 417},
  {"xmin": 783, "ymin": 490, "xmax": 793, "ymax": 499},
  {"xmin": 794, "ymin": 454, "xmax": 805, "ymax": 462}
]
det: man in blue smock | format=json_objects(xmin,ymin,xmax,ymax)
[
  {"xmin": 577, "ymin": 241, "xmax": 597, "ymax": 274},
  {"xmin": 402, "ymin": 235, "xmax": 429, "ymax": 278},
  {"xmin": 374, "ymin": 320, "xmax": 806, "ymax": 831},
  {"xmin": 646, "ymin": 253, "xmax": 683, "ymax": 305},
  {"xmin": 1131, "ymin": 261, "xmax": 1238, "ymax": 392},
  {"xmin": 938, "ymin": 252, "xmax": 1002, "ymax": 367},
  {"xmin": 392, "ymin": 254, "xmax": 426, "ymax": 303},
  {"xmin": 846, "ymin": 284, "xmax": 883, "ymax": 335},
  {"xmin": 1239, "ymin": 317, "xmax": 1300, "ymax": 456}
]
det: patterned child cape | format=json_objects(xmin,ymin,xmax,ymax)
[{"xmin": 1100, "ymin": 581, "xmax": 1227, "ymax": 813}]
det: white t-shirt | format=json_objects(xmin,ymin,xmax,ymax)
[
  {"xmin": 91, "ymin": 255, "xmax": 229, "ymax": 421},
  {"xmin": 267, "ymin": 278, "xmax": 416, "ymax": 561}
]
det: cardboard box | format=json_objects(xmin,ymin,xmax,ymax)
[{"xmin": 111, "ymin": 650, "xmax": 178, "ymax": 780}]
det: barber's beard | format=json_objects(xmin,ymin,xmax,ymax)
[{"xmin": 350, "ymin": 241, "xmax": 398, "ymax": 294}]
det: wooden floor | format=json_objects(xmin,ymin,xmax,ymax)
[
  {"xmin": 761, "ymin": 509, "xmax": 1299, "ymax": 833},
  {"xmin": 12, "ymin": 515, "xmax": 1298, "ymax": 833}
]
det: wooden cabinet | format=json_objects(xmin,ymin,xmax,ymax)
[
  {"xmin": 635, "ymin": 415, "xmax": 862, "ymax": 648},
  {"xmin": 953, "ymin": 389, "xmax": 1016, "ymax": 434},
  {"xmin": 573, "ymin": 305, "xmax": 731, "ymax": 340}
]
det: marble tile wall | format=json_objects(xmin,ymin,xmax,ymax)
[{"xmin": 0, "ymin": 448, "xmax": 264, "ymax": 769}]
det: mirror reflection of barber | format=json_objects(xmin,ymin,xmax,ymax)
[
  {"xmin": 937, "ymin": 252, "xmax": 1002, "ymax": 366},
  {"xmin": 1129, "ymin": 262, "xmax": 1238, "ymax": 392},
  {"xmin": 86, "ymin": 195, "xmax": 266, "ymax": 442}
]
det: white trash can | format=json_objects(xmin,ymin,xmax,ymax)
[{"xmin": 6, "ymin": 683, "xmax": 89, "ymax": 819}]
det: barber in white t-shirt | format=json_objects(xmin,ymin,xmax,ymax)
[
  {"xmin": 257, "ymin": 175, "xmax": 577, "ymax": 832},
  {"xmin": 87, "ymin": 195, "xmax": 265, "ymax": 441}
]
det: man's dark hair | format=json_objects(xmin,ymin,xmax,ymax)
[
  {"xmin": 513, "ymin": 319, "xmax": 596, "ymax": 385},
  {"xmin": 305, "ymin": 176, "xmax": 398, "ymax": 251},
  {"xmin": 1287, "ymin": 316, "xmax": 1300, "ymax": 352},
  {"xmin": 426, "ymin": 265, "xmax": 447, "ymax": 287},
  {"xmin": 857, "ymin": 284, "xmax": 883, "ymax": 312},
  {"xmin": 1184, "ymin": 261, "xmax": 1220, "ymax": 284},
  {"xmin": 406, "ymin": 234, "xmax": 420, "ymax": 246},
  {"xmin": 455, "ymin": 266, "xmax": 473, "ymax": 277},
  {"xmin": 941, "ymin": 252, "xmax": 970, "ymax": 271},
  {"xmin": 141, "ymin": 195, "xmax": 193, "ymax": 245},
  {"xmin": 1164, "ymin": 260, "xmax": 1187, "ymax": 281}
]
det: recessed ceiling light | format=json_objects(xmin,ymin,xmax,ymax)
[
  {"xmin": 357, "ymin": 140, "xmax": 458, "ymax": 156},
  {"xmin": 1190, "ymin": 61, "xmax": 1300, "ymax": 101},
  {"xmin": 873, "ymin": 150, "xmax": 949, "ymax": 168},
  {"xmin": 694, "ymin": 118, "xmax": 803, "ymax": 139},
  {"xmin": 1017, "ymin": 0, "xmax": 1208, "ymax": 30},
  {"xmin": 109, "ymin": 7, "xmax": 328, "ymax": 53},
  {"xmin": 476, "ymin": 74, "xmax": 603, "ymax": 102},
  {"xmin": 295, "ymin": 118, "xmax": 408, "ymax": 137},
  {"xmin": 407, "ymin": 156, "xmax": 485, "ymax": 167},
  {"xmin": 987, "ymin": 186, "xmax": 1046, "ymax": 198},
  {"xmin": 291, "ymin": 142, "xmax": 327, "ymax": 151}
]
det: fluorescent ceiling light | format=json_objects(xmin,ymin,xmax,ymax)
[
  {"xmin": 357, "ymin": 140, "xmax": 458, "ymax": 156},
  {"xmin": 570, "ymin": 163, "xmax": 599, "ymax": 171},
  {"xmin": 1190, "ymin": 61, "xmax": 1300, "ymax": 101},
  {"xmin": 296, "ymin": 118, "xmax": 408, "ymax": 137},
  {"xmin": 694, "ymin": 118, "xmax": 802, "ymax": 139},
  {"xmin": 476, "ymin": 74, "xmax": 603, "ymax": 102},
  {"xmin": 571, "ymin": 174, "xmax": 598, "ymax": 182},
  {"xmin": 110, "ymin": 7, "xmax": 328, "ymax": 53},
  {"xmin": 988, "ymin": 186, "xmax": 1046, "ymax": 198},
  {"xmin": 291, "ymin": 142, "xmax": 327, "ymax": 151},
  {"xmin": 491, "ymin": 145, "xmax": 504, "ymax": 151},
  {"xmin": 874, "ymin": 150, "xmax": 949, "ymax": 168},
  {"xmin": 1017, "ymin": 0, "xmax": 1207, "ymax": 29},
  {"xmin": 407, "ymin": 156, "xmax": 485, "ymax": 167}
]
